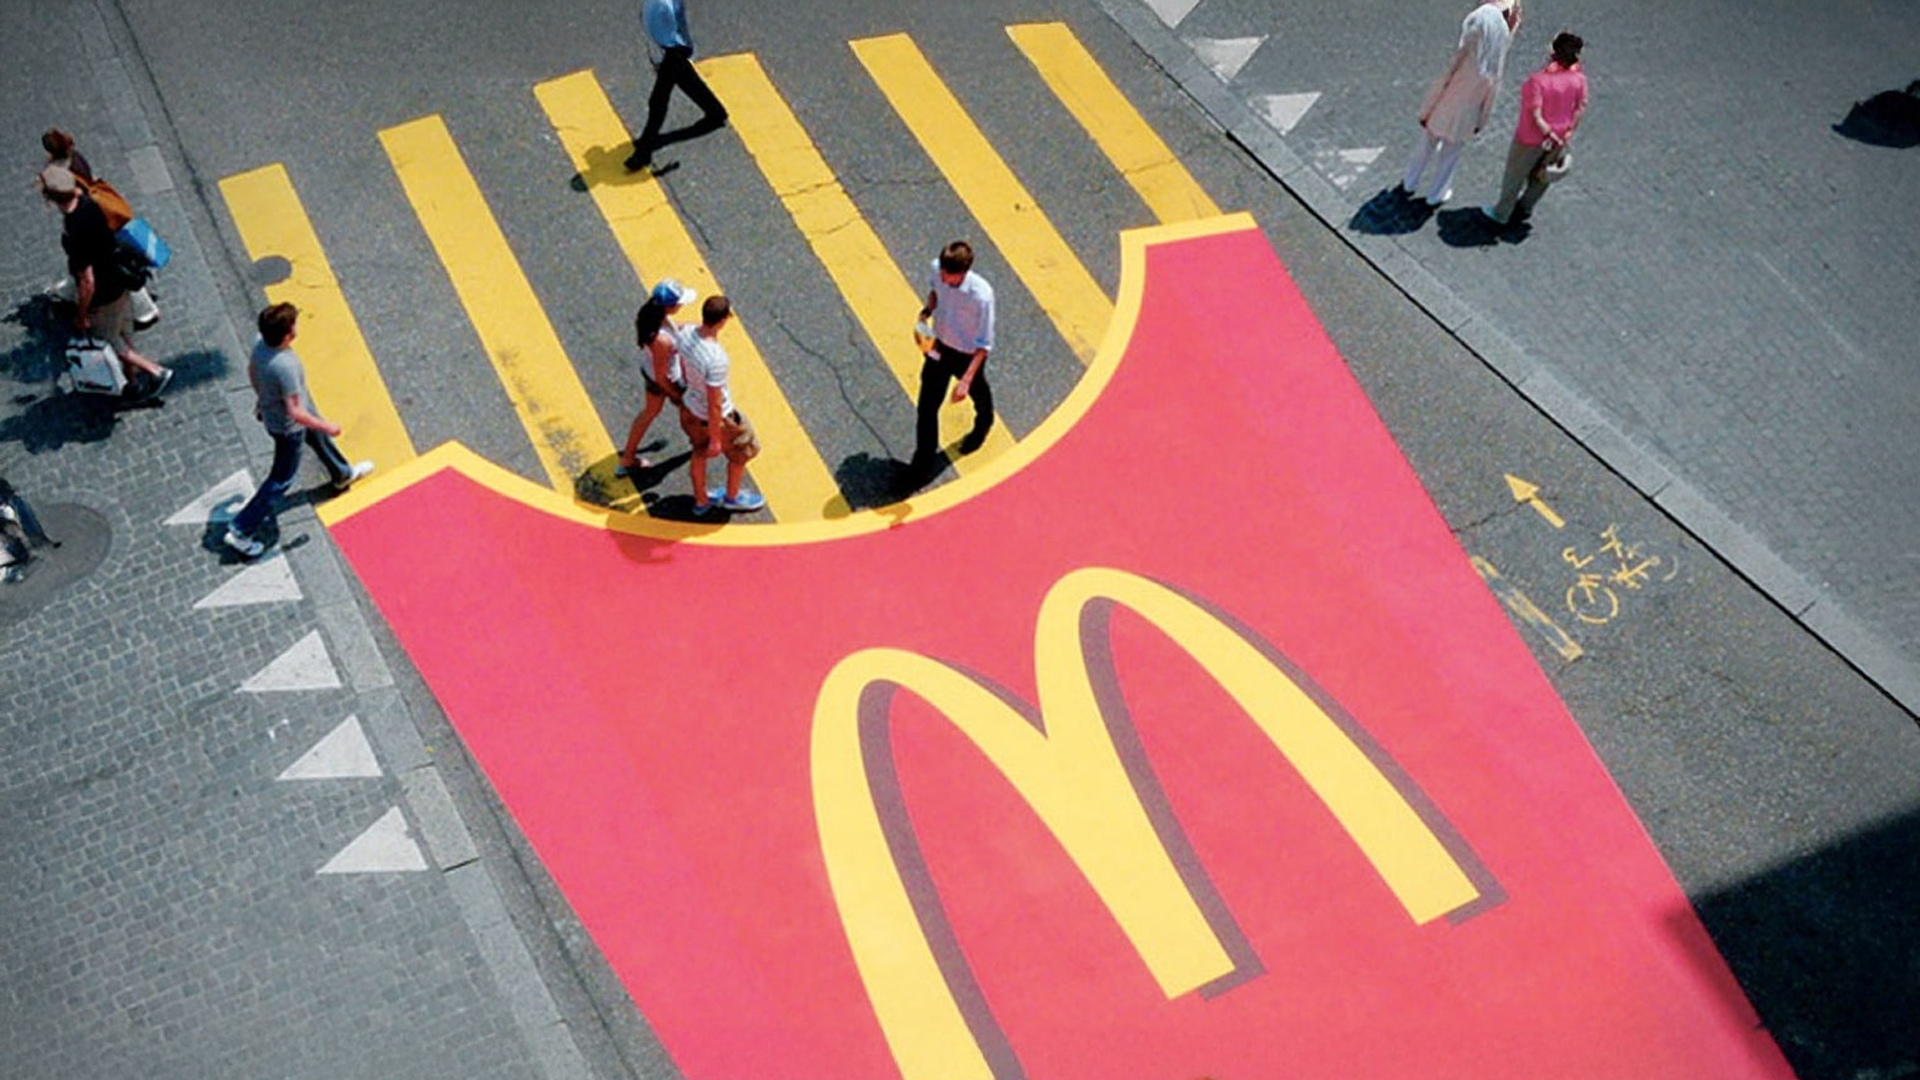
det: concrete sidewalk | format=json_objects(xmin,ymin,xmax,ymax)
[
  {"xmin": 0, "ymin": 2, "xmax": 651, "ymax": 1078},
  {"xmin": 1096, "ymin": 0, "xmax": 1920, "ymax": 716}
]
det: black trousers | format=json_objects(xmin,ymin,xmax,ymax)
[
  {"xmin": 633, "ymin": 47, "xmax": 728, "ymax": 158},
  {"xmin": 915, "ymin": 342, "xmax": 993, "ymax": 460}
]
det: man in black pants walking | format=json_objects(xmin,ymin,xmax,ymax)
[
  {"xmin": 912, "ymin": 240, "xmax": 997, "ymax": 475},
  {"xmin": 625, "ymin": 0, "xmax": 729, "ymax": 172}
]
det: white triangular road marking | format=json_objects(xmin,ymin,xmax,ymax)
[
  {"xmin": 194, "ymin": 554, "xmax": 301, "ymax": 609},
  {"xmin": 1186, "ymin": 36, "xmax": 1265, "ymax": 83},
  {"xmin": 1144, "ymin": 0, "xmax": 1203, "ymax": 28},
  {"xmin": 240, "ymin": 630, "xmax": 341, "ymax": 693},
  {"xmin": 1314, "ymin": 145, "xmax": 1390, "ymax": 189},
  {"xmin": 165, "ymin": 469, "xmax": 254, "ymax": 526},
  {"xmin": 278, "ymin": 715, "xmax": 381, "ymax": 780},
  {"xmin": 1256, "ymin": 91, "xmax": 1321, "ymax": 135},
  {"xmin": 318, "ymin": 807, "xmax": 428, "ymax": 874}
]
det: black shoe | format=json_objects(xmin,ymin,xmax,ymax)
[
  {"xmin": 958, "ymin": 430, "xmax": 987, "ymax": 454},
  {"xmin": 624, "ymin": 147, "xmax": 653, "ymax": 172},
  {"xmin": 123, "ymin": 369, "xmax": 170, "ymax": 400}
]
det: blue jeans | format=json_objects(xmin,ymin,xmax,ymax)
[{"xmin": 230, "ymin": 428, "xmax": 350, "ymax": 538}]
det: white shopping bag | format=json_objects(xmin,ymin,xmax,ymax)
[{"xmin": 64, "ymin": 335, "xmax": 127, "ymax": 395}]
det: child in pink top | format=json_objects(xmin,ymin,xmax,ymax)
[{"xmin": 1484, "ymin": 33, "xmax": 1589, "ymax": 224}]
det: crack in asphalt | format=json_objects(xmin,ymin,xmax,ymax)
[
  {"xmin": 768, "ymin": 310, "xmax": 896, "ymax": 457},
  {"xmin": 1449, "ymin": 501, "xmax": 1527, "ymax": 535}
]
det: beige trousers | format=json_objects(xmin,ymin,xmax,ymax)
[{"xmin": 1491, "ymin": 140, "xmax": 1568, "ymax": 222}]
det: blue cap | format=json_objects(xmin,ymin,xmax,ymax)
[{"xmin": 650, "ymin": 278, "xmax": 696, "ymax": 307}]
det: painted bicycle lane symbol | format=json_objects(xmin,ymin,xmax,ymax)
[{"xmin": 1561, "ymin": 523, "xmax": 1681, "ymax": 626}]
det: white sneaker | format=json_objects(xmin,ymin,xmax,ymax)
[
  {"xmin": 223, "ymin": 528, "xmax": 265, "ymax": 559},
  {"xmin": 332, "ymin": 461, "xmax": 375, "ymax": 491}
]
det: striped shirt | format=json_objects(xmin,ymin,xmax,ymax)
[{"xmin": 676, "ymin": 324, "xmax": 733, "ymax": 417}]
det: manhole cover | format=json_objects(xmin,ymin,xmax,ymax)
[{"xmin": 0, "ymin": 503, "xmax": 111, "ymax": 626}]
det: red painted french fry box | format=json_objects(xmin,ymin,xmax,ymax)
[{"xmin": 322, "ymin": 215, "xmax": 1794, "ymax": 1080}]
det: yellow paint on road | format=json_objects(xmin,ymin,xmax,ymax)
[
  {"xmin": 814, "ymin": 566, "xmax": 1484, "ymax": 1079},
  {"xmin": 1504, "ymin": 473, "xmax": 1566, "ymax": 529},
  {"xmin": 1470, "ymin": 556, "xmax": 1584, "ymax": 661},
  {"xmin": 379, "ymin": 115, "xmax": 612, "ymax": 494},
  {"xmin": 698, "ymin": 52, "xmax": 1014, "ymax": 473},
  {"xmin": 218, "ymin": 164, "xmax": 416, "ymax": 469},
  {"xmin": 533, "ymin": 69, "xmax": 840, "ymax": 520},
  {"xmin": 319, "ymin": 214, "xmax": 1262, "ymax": 535},
  {"xmin": 852, "ymin": 33, "xmax": 1113, "ymax": 364},
  {"xmin": 1007, "ymin": 23, "xmax": 1221, "ymax": 224}
]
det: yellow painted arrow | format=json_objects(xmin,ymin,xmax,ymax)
[{"xmin": 1504, "ymin": 474, "xmax": 1565, "ymax": 529}]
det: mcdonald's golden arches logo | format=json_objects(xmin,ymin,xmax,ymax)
[{"xmin": 811, "ymin": 567, "xmax": 1499, "ymax": 1080}]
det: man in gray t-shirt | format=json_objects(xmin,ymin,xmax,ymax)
[{"xmin": 223, "ymin": 303, "xmax": 373, "ymax": 558}]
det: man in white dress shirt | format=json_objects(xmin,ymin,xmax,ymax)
[{"xmin": 913, "ymin": 240, "xmax": 996, "ymax": 474}]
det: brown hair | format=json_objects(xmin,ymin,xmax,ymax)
[
  {"xmin": 701, "ymin": 295, "xmax": 732, "ymax": 327},
  {"xmin": 257, "ymin": 302, "xmax": 300, "ymax": 347},
  {"xmin": 938, "ymin": 241, "xmax": 974, "ymax": 275},
  {"xmin": 41, "ymin": 128, "xmax": 74, "ymax": 159}
]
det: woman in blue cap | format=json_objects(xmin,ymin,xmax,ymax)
[{"xmin": 617, "ymin": 278, "xmax": 696, "ymax": 476}]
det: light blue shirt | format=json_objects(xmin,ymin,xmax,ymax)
[
  {"xmin": 643, "ymin": 0, "xmax": 691, "ymax": 53},
  {"xmin": 927, "ymin": 261, "xmax": 996, "ymax": 353}
]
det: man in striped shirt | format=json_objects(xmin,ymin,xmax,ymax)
[{"xmin": 675, "ymin": 295, "xmax": 764, "ymax": 517}]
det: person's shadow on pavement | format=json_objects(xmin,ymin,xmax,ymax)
[
  {"xmin": 1834, "ymin": 81, "xmax": 1920, "ymax": 148},
  {"xmin": 833, "ymin": 451, "xmax": 922, "ymax": 512},
  {"xmin": 1435, "ymin": 207, "xmax": 1532, "ymax": 247},
  {"xmin": 567, "ymin": 146, "xmax": 681, "ymax": 193},
  {"xmin": 1349, "ymin": 187, "xmax": 1437, "ymax": 236},
  {"xmin": 564, "ymin": 117, "xmax": 731, "ymax": 193}
]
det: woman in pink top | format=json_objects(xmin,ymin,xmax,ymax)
[{"xmin": 1484, "ymin": 33, "xmax": 1588, "ymax": 225}]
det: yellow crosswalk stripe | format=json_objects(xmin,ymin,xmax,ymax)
[
  {"xmin": 851, "ymin": 33, "xmax": 1113, "ymax": 366},
  {"xmin": 379, "ymin": 115, "xmax": 613, "ymax": 494},
  {"xmin": 218, "ymin": 164, "xmax": 416, "ymax": 469},
  {"xmin": 1007, "ymin": 22, "xmax": 1221, "ymax": 223},
  {"xmin": 533, "ymin": 69, "xmax": 840, "ymax": 521},
  {"xmin": 697, "ymin": 52, "xmax": 1015, "ymax": 472}
]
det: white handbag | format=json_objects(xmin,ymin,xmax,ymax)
[{"xmin": 64, "ymin": 334, "xmax": 127, "ymax": 395}]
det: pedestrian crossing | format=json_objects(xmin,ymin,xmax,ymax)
[
  {"xmin": 534, "ymin": 68, "xmax": 841, "ymax": 518},
  {"xmin": 381, "ymin": 114, "xmax": 617, "ymax": 496},
  {"xmin": 701, "ymin": 52, "xmax": 1017, "ymax": 478},
  {"xmin": 217, "ymin": 22, "xmax": 1223, "ymax": 525},
  {"xmin": 219, "ymin": 165, "xmax": 416, "ymax": 472}
]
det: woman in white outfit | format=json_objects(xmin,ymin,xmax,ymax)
[{"xmin": 1402, "ymin": 0, "xmax": 1520, "ymax": 206}]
